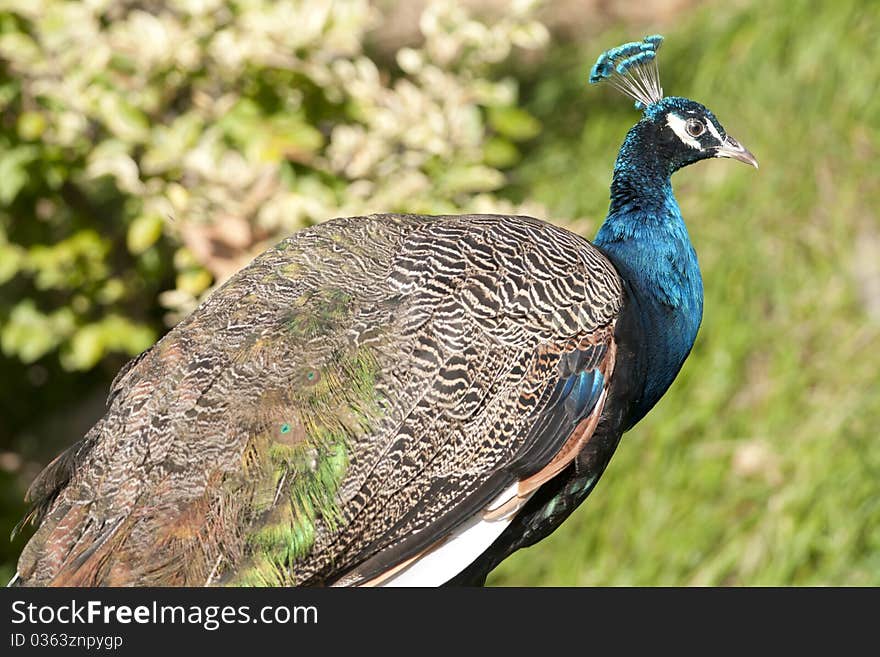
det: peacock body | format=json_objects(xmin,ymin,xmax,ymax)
[{"xmin": 12, "ymin": 36, "xmax": 756, "ymax": 587}]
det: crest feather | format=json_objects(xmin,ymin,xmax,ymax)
[{"xmin": 589, "ymin": 35, "xmax": 665, "ymax": 110}]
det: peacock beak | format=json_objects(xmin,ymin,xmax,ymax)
[{"xmin": 714, "ymin": 135, "xmax": 758, "ymax": 168}]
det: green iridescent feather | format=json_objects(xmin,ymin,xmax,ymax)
[{"xmin": 231, "ymin": 290, "xmax": 383, "ymax": 586}]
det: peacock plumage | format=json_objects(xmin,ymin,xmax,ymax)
[{"xmin": 12, "ymin": 36, "xmax": 756, "ymax": 587}]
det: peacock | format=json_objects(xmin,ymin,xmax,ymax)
[{"xmin": 11, "ymin": 36, "xmax": 756, "ymax": 587}]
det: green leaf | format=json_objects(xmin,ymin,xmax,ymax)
[
  {"xmin": 62, "ymin": 324, "xmax": 105, "ymax": 371},
  {"xmin": 127, "ymin": 214, "xmax": 165, "ymax": 255},
  {"xmin": 26, "ymin": 230, "xmax": 110, "ymax": 290},
  {"xmin": 262, "ymin": 115, "xmax": 324, "ymax": 163},
  {"xmin": 0, "ymin": 241, "xmax": 25, "ymax": 285},
  {"xmin": 95, "ymin": 278, "xmax": 126, "ymax": 305},
  {"xmin": 0, "ymin": 145, "xmax": 38, "ymax": 204},
  {"xmin": 510, "ymin": 22, "xmax": 549, "ymax": 50},
  {"xmin": 218, "ymin": 98, "xmax": 263, "ymax": 145},
  {"xmin": 1, "ymin": 301, "xmax": 74, "ymax": 363},
  {"xmin": 60, "ymin": 315, "xmax": 157, "ymax": 370},
  {"xmin": 488, "ymin": 106, "xmax": 542, "ymax": 141},
  {"xmin": 141, "ymin": 112, "xmax": 204, "ymax": 175},
  {"xmin": 440, "ymin": 165, "xmax": 505, "ymax": 194},
  {"xmin": 17, "ymin": 111, "xmax": 47, "ymax": 141},
  {"xmin": 100, "ymin": 95, "xmax": 150, "ymax": 143},
  {"xmin": 86, "ymin": 139, "xmax": 142, "ymax": 193},
  {"xmin": 483, "ymin": 137, "xmax": 521, "ymax": 168},
  {"xmin": 176, "ymin": 268, "xmax": 213, "ymax": 296},
  {"xmin": 0, "ymin": 32, "xmax": 40, "ymax": 65}
]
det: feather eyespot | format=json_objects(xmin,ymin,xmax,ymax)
[
  {"xmin": 301, "ymin": 369, "xmax": 321, "ymax": 385},
  {"xmin": 686, "ymin": 118, "xmax": 705, "ymax": 137}
]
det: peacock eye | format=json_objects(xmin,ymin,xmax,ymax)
[{"xmin": 686, "ymin": 118, "xmax": 705, "ymax": 137}]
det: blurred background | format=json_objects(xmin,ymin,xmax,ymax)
[{"xmin": 0, "ymin": 0, "xmax": 877, "ymax": 585}]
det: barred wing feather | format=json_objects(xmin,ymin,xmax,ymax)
[{"xmin": 14, "ymin": 214, "xmax": 622, "ymax": 587}]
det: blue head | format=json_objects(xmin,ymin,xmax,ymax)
[
  {"xmin": 591, "ymin": 36, "xmax": 757, "ymax": 176},
  {"xmin": 635, "ymin": 96, "xmax": 757, "ymax": 175}
]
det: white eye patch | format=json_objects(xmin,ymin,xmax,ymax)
[
  {"xmin": 666, "ymin": 114, "xmax": 702, "ymax": 149},
  {"xmin": 704, "ymin": 119, "xmax": 723, "ymax": 142}
]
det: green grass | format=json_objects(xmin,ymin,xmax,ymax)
[{"xmin": 488, "ymin": 0, "xmax": 880, "ymax": 585}]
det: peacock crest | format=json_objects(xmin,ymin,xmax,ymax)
[{"xmin": 589, "ymin": 35, "xmax": 664, "ymax": 110}]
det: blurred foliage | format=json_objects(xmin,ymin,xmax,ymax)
[
  {"xmin": 2, "ymin": 0, "xmax": 878, "ymax": 586},
  {"xmin": 0, "ymin": 0, "xmax": 548, "ymax": 580},
  {"xmin": 0, "ymin": 0, "xmax": 547, "ymax": 369}
]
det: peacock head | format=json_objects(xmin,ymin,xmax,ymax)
[{"xmin": 590, "ymin": 35, "xmax": 757, "ymax": 173}]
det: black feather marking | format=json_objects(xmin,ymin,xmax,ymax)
[
  {"xmin": 511, "ymin": 341, "xmax": 610, "ymax": 479},
  {"xmin": 12, "ymin": 437, "xmax": 94, "ymax": 539}
]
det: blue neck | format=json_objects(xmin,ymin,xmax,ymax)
[{"xmin": 594, "ymin": 123, "xmax": 704, "ymax": 427}]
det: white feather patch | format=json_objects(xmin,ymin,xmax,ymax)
[
  {"xmin": 704, "ymin": 118, "xmax": 723, "ymax": 142},
  {"xmin": 666, "ymin": 114, "xmax": 701, "ymax": 149},
  {"xmin": 378, "ymin": 487, "xmax": 532, "ymax": 587},
  {"xmin": 485, "ymin": 481, "xmax": 520, "ymax": 512}
]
